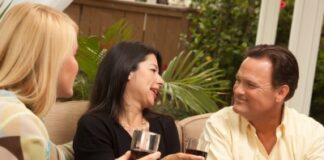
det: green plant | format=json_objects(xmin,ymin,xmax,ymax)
[
  {"xmin": 0, "ymin": 0, "xmax": 12, "ymax": 19},
  {"xmin": 184, "ymin": 0, "xmax": 261, "ymax": 104},
  {"xmin": 310, "ymin": 33, "xmax": 324, "ymax": 125},
  {"xmin": 157, "ymin": 51, "xmax": 230, "ymax": 115},
  {"xmin": 69, "ymin": 20, "xmax": 230, "ymax": 118},
  {"xmin": 71, "ymin": 20, "xmax": 133, "ymax": 100},
  {"xmin": 275, "ymin": 0, "xmax": 294, "ymax": 47}
]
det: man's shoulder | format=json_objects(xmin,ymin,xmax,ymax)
[
  {"xmin": 210, "ymin": 106, "xmax": 237, "ymax": 117},
  {"xmin": 286, "ymin": 107, "xmax": 320, "ymax": 123},
  {"xmin": 207, "ymin": 106, "xmax": 239, "ymax": 124},
  {"xmin": 286, "ymin": 106, "xmax": 324, "ymax": 131}
]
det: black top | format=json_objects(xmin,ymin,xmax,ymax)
[{"xmin": 73, "ymin": 110, "xmax": 180, "ymax": 160}]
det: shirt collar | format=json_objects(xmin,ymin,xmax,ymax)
[
  {"xmin": 0, "ymin": 89, "xmax": 16, "ymax": 97},
  {"xmin": 240, "ymin": 106, "xmax": 288, "ymax": 135},
  {"xmin": 278, "ymin": 106, "xmax": 288, "ymax": 135}
]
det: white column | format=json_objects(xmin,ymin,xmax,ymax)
[
  {"xmin": 255, "ymin": 0, "xmax": 281, "ymax": 45},
  {"xmin": 287, "ymin": 0, "xmax": 324, "ymax": 115}
]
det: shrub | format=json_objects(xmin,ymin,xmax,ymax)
[{"xmin": 184, "ymin": 0, "xmax": 261, "ymax": 103}]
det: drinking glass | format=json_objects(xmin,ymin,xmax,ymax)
[
  {"xmin": 130, "ymin": 130, "xmax": 161, "ymax": 160},
  {"xmin": 185, "ymin": 138, "xmax": 210, "ymax": 158}
]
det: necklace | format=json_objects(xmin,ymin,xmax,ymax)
[{"xmin": 120, "ymin": 118, "xmax": 149, "ymax": 135}]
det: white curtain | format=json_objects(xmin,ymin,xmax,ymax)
[{"xmin": 0, "ymin": 0, "xmax": 72, "ymax": 13}]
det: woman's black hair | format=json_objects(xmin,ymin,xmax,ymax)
[{"xmin": 89, "ymin": 41, "xmax": 162, "ymax": 120}]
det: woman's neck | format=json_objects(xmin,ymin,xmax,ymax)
[{"xmin": 118, "ymin": 106, "xmax": 149, "ymax": 136}]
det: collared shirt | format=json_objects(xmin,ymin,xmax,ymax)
[
  {"xmin": 201, "ymin": 106, "xmax": 324, "ymax": 160},
  {"xmin": 0, "ymin": 89, "xmax": 73, "ymax": 160}
]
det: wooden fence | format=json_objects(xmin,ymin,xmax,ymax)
[{"xmin": 64, "ymin": 0, "xmax": 193, "ymax": 66}]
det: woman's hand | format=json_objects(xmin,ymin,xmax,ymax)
[
  {"xmin": 116, "ymin": 151, "xmax": 161, "ymax": 160},
  {"xmin": 138, "ymin": 151, "xmax": 161, "ymax": 160},
  {"xmin": 162, "ymin": 153, "xmax": 205, "ymax": 160}
]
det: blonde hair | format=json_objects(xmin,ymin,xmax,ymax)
[{"xmin": 0, "ymin": 3, "xmax": 78, "ymax": 116}]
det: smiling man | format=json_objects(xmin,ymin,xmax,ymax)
[{"xmin": 200, "ymin": 45, "xmax": 324, "ymax": 160}]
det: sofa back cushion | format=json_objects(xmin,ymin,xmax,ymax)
[
  {"xmin": 44, "ymin": 101, "xmax": 89, "ymax": 144},
  {"xmin": 44, "ymin": 101, "xmax": 212, "ymax": 149}
]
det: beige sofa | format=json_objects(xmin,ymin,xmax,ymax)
[{"xmin": 43, "ymin": 101, "xmax": 212, "ymax": 151}]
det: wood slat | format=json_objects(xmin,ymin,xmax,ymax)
[{"xmin": 64, "ymin": 0, "xmax": 193, "ymax": 65}]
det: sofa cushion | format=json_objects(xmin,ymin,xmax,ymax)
[
  {"xmin": 44, "ymin": 101, "xmax": 212, "ymax": 149},
  {"xmin": 178, "ymin": 113, "xmax": 212, "ymax": 151},
  {"xmin": 43, "ymin": 101, "xmax": 89, "ymax": 144}
]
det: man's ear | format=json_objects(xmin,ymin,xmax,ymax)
[{"xmin": 276, "ymin": 84, "xmax": 289, "ymax": 102}]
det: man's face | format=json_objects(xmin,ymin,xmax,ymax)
[{"xmin": 232, "ymin": 57, "xmax": 284, "ymax": 121}]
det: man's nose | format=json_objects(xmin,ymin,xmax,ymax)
[{"xmin": 233, "ymin": 82, "xmax": 244, "ymax": 95}]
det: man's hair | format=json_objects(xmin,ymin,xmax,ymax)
[
  {"xmin": 245, "ymin": 44, "xmax": 299, "ymax": 100},
  {"xmin": 0, "ymin": 3, "xmax": 78, "ymax": 116}
]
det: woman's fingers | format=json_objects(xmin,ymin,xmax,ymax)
[{"xmin": 138, "ymin": 151, "xmax": 161, "ymax": 160}]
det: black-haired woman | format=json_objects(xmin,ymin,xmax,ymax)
[{"xmin": 73, "ymin": 41, "xmax": 204, "ymax": 160}]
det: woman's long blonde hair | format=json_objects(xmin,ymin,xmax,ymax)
[{"xmin": 0, "ymin": 3, "xmax": 78, "ymax": 116}]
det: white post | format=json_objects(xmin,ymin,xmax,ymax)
[
  {"xmin": 255, "ymin": 0, "xmax": 281, "ymax": 45},
  {"xmin": 287, "ymin": 0, "xmax": 324, "ymax": 115}
]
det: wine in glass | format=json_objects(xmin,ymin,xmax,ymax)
[
  {"xmin": 185, "ymin": 138, "xmax": 209, "ymax": 158},
  {"xmin": 130, "ymin": 130, "xmax": 160, "ymax": 160}
]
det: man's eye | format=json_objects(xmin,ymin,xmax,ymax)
[
  {"xmin": 247, "ymin": 83, "xmax": 256, "ymax": 88},
  {"xmin": 234, "ymin": 79, "xmax": 240, "ymax": 84}
]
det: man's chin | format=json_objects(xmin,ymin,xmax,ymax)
[{"xmin": 232, "ymin": 104, "xmax": 242, "ymax": 113}]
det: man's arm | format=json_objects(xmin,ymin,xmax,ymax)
[{"xmin": 306, "ymin": 124, "xmax": 324, "ymax": 160}]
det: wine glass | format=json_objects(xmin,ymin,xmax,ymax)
[
  {"xmin": 130, "ymin": 130, "xmax": 161, "ymax": 160},
  {"xmin": 185, "ymin": 138, "xmax": 210, "ymax": 158}
]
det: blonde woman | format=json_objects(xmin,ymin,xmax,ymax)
[{"xmin": 0, "ymin": 2, "xmax": 78, "ymax": 160}]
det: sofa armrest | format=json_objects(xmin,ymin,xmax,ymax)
[
  {"xmin": 43, "ymin": 101, "xmax": 89, "ymax": 144},
  {"xmin": 178, "ymin": 113, "xmax": 212, "ymax": 151}
]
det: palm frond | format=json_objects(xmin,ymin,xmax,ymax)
[
  {"xmin": 160, "ymin": 51, "xmax": 230, "ymax": 114},
  {"xmin": 103, "ymin": 19, "xmax": 133, "ymax": 49},
  {"xmin": 72, "ymin": 20, "xmax": 133, "ymax": 100},
  {"xmin": 76, "ymin": 35, "xmax": 101, "ymax": 82}
]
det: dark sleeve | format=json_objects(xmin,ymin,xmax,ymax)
[
  {"xmin": 73, "ymin": 114, "xmax": 116, "ymax": 160},
  {"xmin": 160, "ymin": 116, "xmax": 180, "ymax": 155}
]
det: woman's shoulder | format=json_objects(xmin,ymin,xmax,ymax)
[
  {"xmin": 0, "ymin": 93, "xmax": 39, "ymax": 129},
  {"xmin": 77, "ymin": 109, "xmax": 118, "ymax": 134},
  {"xmin": 146, "ymin": 112, "xmax": 176, "ymax": 131},
  {"xmin": 146, "ymin": 110, "xmax": 174, "ymax": 123},
  {"xmin": 80, "ymin": 109, "xmax": 113, "ymax": 124},
  {"xmin": 0, "ymin": 90, "xmax": 27, "ymax": 112},
  {"xmin": 0, "ymin": 95, "xmax": 49, "ymax": 140}
]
